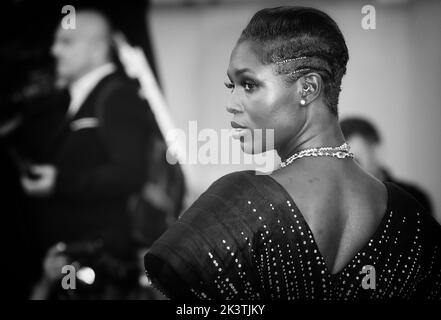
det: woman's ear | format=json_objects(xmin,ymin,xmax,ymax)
[{"xmin": 299, "ymin": 73, "xmax": 322, "ymax": 106}]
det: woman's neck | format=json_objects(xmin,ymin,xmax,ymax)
[{"xmin": 278, "ymin": 116, "xmax": 346, "ymax": 161}]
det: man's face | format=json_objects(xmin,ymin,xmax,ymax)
[{"xmin": 51, "ymin": 26, "xmax": 96, "ymax": 84}]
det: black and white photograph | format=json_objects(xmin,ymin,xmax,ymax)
[{"xmin": 1, "ymin": 0, "xmax": 440, "ymax": 308}]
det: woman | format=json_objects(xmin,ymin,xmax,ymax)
[{"xmin": 144, "ymin": 7, "xmax": 441, "ymax": 300}]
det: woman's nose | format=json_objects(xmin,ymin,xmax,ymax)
[
  {"xmin": 226, "ymin": 98, "xmax": 243, "ymax": 114},
  {"xmin": 226, "ymin": 104, "xmax": 239, "ymax": 114}
]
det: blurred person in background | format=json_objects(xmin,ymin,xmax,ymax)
[
  {"xmin": 340, "ymin": 117, "xmax": 433, "ymax": 216},
  {"xmin": 16, "ymin": 9, "xmax": 165, "ymax": 298}
]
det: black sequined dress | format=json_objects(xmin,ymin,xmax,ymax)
[{"xmin": 144, "ymin": 171, "xmax": 441, "ymax": 300}]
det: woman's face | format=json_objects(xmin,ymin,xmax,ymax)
[{"xmin": 226, "ymin": 41, "xmax": 305, "ymax": 154}]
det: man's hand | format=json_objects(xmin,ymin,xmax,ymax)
[
  {"xmin": 21, "ymin": 165, "xmax": 57, "ymax": 197},
  {"xmin": 42, "ymin": 242, "xmax": 69, "ymax": 282}
]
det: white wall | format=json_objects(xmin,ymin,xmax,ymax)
[{"xmin": 148, "ymin": 0, "xmax": 441, "ymax": 221}]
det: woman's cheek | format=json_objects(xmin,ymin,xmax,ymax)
[{"xmin": 247, "ymin": 99, "xmax": 273, "ymax": 127}]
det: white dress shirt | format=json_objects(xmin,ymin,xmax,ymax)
[{"xmin": 67, "ymin": 63, "xmax": 116, "ymax": 117}]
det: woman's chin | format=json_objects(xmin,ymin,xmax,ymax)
[
  {"xmin": 240, "ymin": 139, "xmax": 267, "ymax": 154},
  {"xmin": 231, "ymin": 129, "xmax": 268, "ymax": 154},
  {"xmin": 240, "ymin": 144, "xmax": 254, "ymax": 154}
]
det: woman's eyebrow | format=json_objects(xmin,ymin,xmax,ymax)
[{"xmin": 227, "ymin": 68, "xmax": 255, "ymax": 79}]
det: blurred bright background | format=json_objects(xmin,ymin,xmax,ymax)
[{"xmin": 148, "ymin": 0, "xmax": 441, "ymax": 222}]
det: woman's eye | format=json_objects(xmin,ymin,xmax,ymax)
[
  {"xmin": 243, "ymin": 81, "xmax": 257, "ymax": 93},
  {"xmin": 224, "ymin": 82, "xmax": 234, "ymax": 92},
  {"xmin": 225, "ymin": 80, "xmax": 257, "ymax": 93}
]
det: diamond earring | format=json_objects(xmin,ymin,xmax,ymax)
[{"xmin": 300, "ymin": 99, "xmax": 306, "ymax": 105}]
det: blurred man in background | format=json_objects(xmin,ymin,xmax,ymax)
[
  {"xmin": 18, "ymin": 9, "xmax": 163, "ymax": 298},
  {"xmin": 341, "ymin": 117, "xmax": 433, "ymax": 215},
  {"xmin": 0, "ymin": 0, "xmax": 184, "ymax": 299}
]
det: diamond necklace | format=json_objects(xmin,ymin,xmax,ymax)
[{"xmin": 280, "ymin": 142, "xmax": 354, "ymax": 168}]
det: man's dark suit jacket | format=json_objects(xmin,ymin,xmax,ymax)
[{"xmin": 23, "ymin": 71, "xmax": 160, "ymax": 261}]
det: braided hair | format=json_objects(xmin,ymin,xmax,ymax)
[{"xmin": 238, "ymin": 7, "xmax": 349, "ymax": 116}]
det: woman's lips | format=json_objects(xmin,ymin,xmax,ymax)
[
  {"xmin": 230, "ymin": 122, "xmax": 250, "ymax": 140},
  {"xmin": 231, "ymin": 121, "xmax": 246, "ymax": 129}
]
